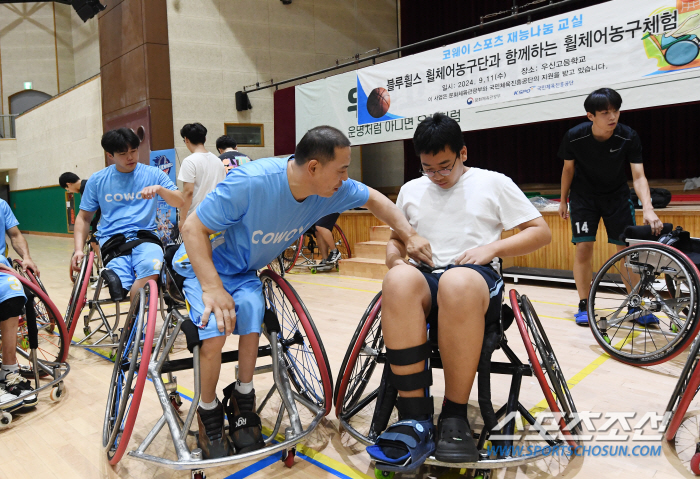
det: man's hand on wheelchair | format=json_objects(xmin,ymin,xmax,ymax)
[
  {"xmin": 71, "ymin": 250, "xmax": 85, "ymax": 272},
  {"xmin": 405, "ymin": 234, "xmax": 434, "ymax": 268},
  {"xmin": 456, "ymin": 244, "xmax": 496, "ymax": 266},
  {"xmin": 22, "ymin": 258, "xmax": 40, "ymax": 277},
  {"xmin": 201, "ymin": 286, "xmax": 236, "ymax": 335},
  {"xmin": 643, "ymin": 209, "xmax": 663, "ymax": 236}
]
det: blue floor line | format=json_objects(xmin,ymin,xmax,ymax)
[{"xmin": 297, "ymin": 452, "xmax": 356, "ymax": 479}]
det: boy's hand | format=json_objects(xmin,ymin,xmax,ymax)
[
  {"xmin": 405, "ymin": 234, "xmax": 434, "ymax": 268},
  {"xmin": 140, "ymin": 185, "xmax": 161, "ymax": 200},
  {"xmin": 71, "ymin": 250, "xmax": 85, "ymax": 272},
  {"xmin": 456, "ymin": 244, "xmax": 496, "ymax": 266},
  {"xmin": 201, "ymin": 285, "xmax": 236, "ymax": 335},
  {"xmin": 558, "ymin": 200, "xmax": 569, "ymax": 220},
  {"xmin": 22, "ymin": 258, "xmax": 40, "ymax": 277}
]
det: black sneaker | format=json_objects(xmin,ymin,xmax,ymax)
[
  {"xmin": 0, "ymin": 372, "xmax": 37, "ymax": 410},
  {"xmin": 327, "ymin": 249, "xmax": 342, "ymax": 264},
  {"xmin": 223, "ymin": 383, "xmax": 265, "ymax": 454},
  {"xmin": 435, "ymin": 414, "xmax": 479, "ymax": 463},
  {"xmin": 196, "ymin": 401, "xmax": 232, "ymax": 459}
]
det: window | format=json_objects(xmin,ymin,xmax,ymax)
[{"xmin": 224, "ymin": 123, "xmax": 264, "ymax": 147}]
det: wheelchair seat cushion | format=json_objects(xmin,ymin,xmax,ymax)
[
  {"xmin": 366, "ymin": 418, "xmax": 436, "ymax": 471},
  {"xmin": 620, "ymin": 223, "xmax": 673, "ymax": 242}
]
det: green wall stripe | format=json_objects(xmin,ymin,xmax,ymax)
[{"xmin": 10, "ymin": 186, "xmax": 69, "ymax": 233}]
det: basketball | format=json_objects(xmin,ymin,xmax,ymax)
[{"xmin": 366, "ymin": 87, "xmax": 391, "ymax": 118}]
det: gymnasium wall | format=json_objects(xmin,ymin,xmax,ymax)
[
  {"xmin": 0, "ymin": 3, "xmax": 100, "ymax": 115},
  {"xmin": 166, "ymin": 0, "xmax": 399, "ymax": 163},
  {"xmin": 10, "ymin": 186, "xmax": 71, "ymax": 234}
]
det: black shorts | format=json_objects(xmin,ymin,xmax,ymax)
[
  {"xmin": 569, "ymin": 189, "xmax": 636, "ymax": 245},
  {"xmin": 313, "ymin": 212, "xmax": 340, "ymax": 232},
  {"xmin": 419, "ymin": 263, "xmax": 504, "ymax": 336}
]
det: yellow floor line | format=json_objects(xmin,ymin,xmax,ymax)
[{"xmin": 539, "ymin": 314, "xmax": 575, "ymax": 323}]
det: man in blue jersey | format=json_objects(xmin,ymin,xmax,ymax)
[
  {"xmin": 0, "ymin": 199, "xmax": 41, "ymax": 412},
  {"xmin": 71, "ymin": 128, "xmax": 184, "ymax": 299},
  {"xmin": 174, "ymin": 125, "xmax": 433, "ymax": 459}
]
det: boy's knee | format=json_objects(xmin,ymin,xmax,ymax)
[
  {"xmin": 383, "ymin": 265, "xmax": 425, "ymax": 297},
  {"xmin": 201, "ymin": 335, "xmax": 226, "ymax": 356},
  {"xmin": 437, "ymin": 269, "xmax": 488, "ymax": 308}
]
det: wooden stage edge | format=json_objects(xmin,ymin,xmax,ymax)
[{"xmin": 339, "ymin": 205, "xmax": 700, "ymax": 274}]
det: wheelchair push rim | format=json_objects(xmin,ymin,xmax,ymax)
[
  {"xmin": 334, "ymin": 291, "xmax": 383, "ymax": 418},
  {"xmin": 664, "ymin": 333, "xmax": 700, "ymax": 441},
  {"xmin": 588, "ymin": 243, "xmax": 700, "ymax": 366},
  {"xmin": 511, "ymin": 290, "xmax": 581, "ymax": 449},
  {"xmin": 332, "ymin": 224, "xmax": 352, "ymax": 260},
  {"xmin": 66, "ymin": 251, "xmax": 95, "ymax": 340},
  {"xmin": 260, "ymin": 270, "xmax": 333, "ymax": 415},
  {"xmin": 281, "ymin": 236, "xmax": 303, "ymax": 273},
  {"xmin": 103, "ymin": 280, "xmax": 158, "ymax": 465}
]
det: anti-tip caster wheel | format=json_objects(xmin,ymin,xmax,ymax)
[
  {"xmin": 109, "ymin": 350, "xmax": 117, "ymax": 362},
  {"xmin": 191, "ymin": 470, "xmax": 206, "ymax": 479},
  {"xmin": 374, "ymin": 469, "xmax": 394, "ymax": 479},
  {"xmin": 83, "ymin": 326, "xmax": 91, "ymax": 336},
  {"xmin": 474, "ymin": 470, "xmax": 492, "ymax": 479},
  {"xmin": 49, "ymin": 383, "xmax": 65, "ymax": 402},
  {"xmin": 671, "ymin": 322, "xmax": 680, "ymax": 333},
  {"xmin": 0, "ymin": 411, "xmax": 12, "ymax": 428},
  {"xmin": 691, "ymin": 444, "xmax": 700, "ymax": 475},
  {"xmin": 282, "ymin": 448, "xmax": 296, "ymax": 468},
  {"xmin": 310, "ymin": 267, "xmax": 317, "ymax": 274},
  {"xmin": 169, "ymin": 393, "xmax": 183, "ymax": 411}
]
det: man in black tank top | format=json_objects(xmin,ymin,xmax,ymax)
[{"xmin": 557, "ymin": 88, "xmax": 662, "ymax": 326}]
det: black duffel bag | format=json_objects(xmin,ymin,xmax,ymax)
[{"xmin": 630, "ymin": 187, "xmax": 672, "ymax": 209}]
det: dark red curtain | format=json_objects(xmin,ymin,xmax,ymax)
[
  {"xmin": 401, "ymin": 0, "xmax": 700, "ymax": 184},
  {"xmin": 274, "ymin": 87, "xmax": 296, "ymax": 156}
]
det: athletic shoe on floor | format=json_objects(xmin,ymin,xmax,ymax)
[
  {"xmin": 0, "ymin": 372, "xmax": 37, "ymax": 410},
  {"xmin": 574, "ymin": 308, "xmax": 589, "ymax": 326},
  {"xmin": 195, "ymin": 401, "xmax": 231, "ymax": 459},
  {"xmin": 628, "ymin": 307, "xmax": 660, "ymax": 326},
  {"xmin": 327, "ymin": 249, "xmax": 342, "ymax": 264},
  {"xmin": 224, "ymin": 386, "xmax": 265, "ymax": 454}
]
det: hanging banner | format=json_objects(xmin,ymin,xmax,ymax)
[
  {"xmin": 356, "ymin": 0, "xmax": 700, "ymax": 125},
  {"xmin": 150, "ymin": 149, "xmax": 178, "ymax": 244}
]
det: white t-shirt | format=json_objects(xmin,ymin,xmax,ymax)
[
  {"xmin": 178, "ymin": 151, "xmax": 227, "ymax": 217},
  {"xmin": 396, "ymin": 167, "xmax": 541, "ymax": 268}
]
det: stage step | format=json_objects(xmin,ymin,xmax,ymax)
[
  {"xmin": 339, "ymin": 257, "xmax": 388, "ymax": 280},
  {"xmin": 354, "ymin": 241, "xmax": 387, "ymax": 260},
  {"xmin": 370, "ymin": 225, "xmax": 392, "ymax": 242}
]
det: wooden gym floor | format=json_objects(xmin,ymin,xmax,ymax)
[{"xmin": 0, "ymin": 234, "xmax": 696, "ymax": 479}]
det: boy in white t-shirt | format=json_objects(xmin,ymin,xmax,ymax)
[
  {"xmin": 179, "ymin": 123, "xmax": 227, "ymax": 224},
  {"xmin": 367, "ymin": 113, "xmax": 551, "ymax": 471}
]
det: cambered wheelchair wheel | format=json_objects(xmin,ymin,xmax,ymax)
[
  {"xmin": 588, "ymin": 243, "xmax": 700, "ymax": 366},
  {"xmin": 281, "ymin": 236, "xmax": 303, "ymax": 272},
  {"xmin": 266, "ymin": 255, "xmax": 285, "ymax": 277},
  {"xmin": 332, "ymin": 224, "xmax": 352, "ymax": 260},
  {"xmin": 664, "ymin": 335, "xmax": 700, "ymax": 441},
  {"xmin": 334, "ymin": 291, "xmax": 382, "ymax": 417},
  {"xmin": 511, "ymin": 290, "xmax": 581, "ymax": 448},
  {"xmin": 103, "ymin": 280, "xmax": 158, "ymax": 465},
  {"xmin": 64, "ymin": 251, "xmax": 94, "ymax": 339},
  {"xmin": 2, "ymin": 270, "xmax": 69, "ymax": 369},
  {"xmin": 260, "ymin": 270, "xmax": 332, "ymax": 415}
]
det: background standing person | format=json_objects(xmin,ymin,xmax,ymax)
[
  {"xmin": 216, "ymin": 135, "xmax": 251, "ymax": 174},
  {"xmin": 179, "ymin": 123, "xmax": 226, "ymax": 224},
  {"xmin": 558, "ymin": 87, "xmax": 663, "ymax": 326}
]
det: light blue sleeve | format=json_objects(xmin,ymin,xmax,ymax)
[
  {"xmin": 196, "ymin": 171, "xmax": 251, "ymax": 232},
  {"xmin": 79, "ymin": 174, "xmax": 100, "ymax": 212},
  {"xmin": 1, "ymin": 201, "xmax": 19, "ymax": 231},
  {"xmin": 157, "ymin": 169, "xmax": 178, "ymax": 191},
  {"xmin": 327, "ymin": 179, "xmax": 370, "ymax": 213}
]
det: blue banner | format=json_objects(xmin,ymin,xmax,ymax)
[{"xmin": 150, "ymin": 149, "xmax": 178, "ymax": 244}]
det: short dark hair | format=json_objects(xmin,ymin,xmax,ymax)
[
  {"xmin": 101, "ymin": 128, "xmax": 140, "ymax": 155},
  {"xmin": 180, "ymin": 123, "xmax": 207, "ymax": 145},
  {"xmin": 413, "ymin": 112, "xmax": 465, "ymax": 157},
  {"xmin": 216, "ymin": 135, "xmax": 237, "ymax": 151},
  {"xmin": 584, "ymin": 88, "xmax": 622, "ymax": 115},
  {"xmin": 59, "ymin": 172, "xmax": 80, "ymax": 189},
  {"xmin": 294, "ymin": 126, "xmax": 351, "ymax": 165}
]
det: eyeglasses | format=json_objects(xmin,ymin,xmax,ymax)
[{"xmin": 419, "ymin": 155, "xmax": 459, "ymax": 178}]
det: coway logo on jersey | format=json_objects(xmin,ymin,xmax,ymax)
[
  {"xmin": 105, "ymin": 192, "xmax": 143, "ymax": 202},
  {"xmin": 251, "ymin": 225, "xmax": 308, "ymax": 245}
]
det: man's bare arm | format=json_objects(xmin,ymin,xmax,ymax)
[{"xmin": 7, "ymin": 226, "xmax": 39, "ymax": 275}]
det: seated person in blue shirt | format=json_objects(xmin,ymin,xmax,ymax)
[
  {"xmin": 71, "ymin": 128, "xmax": 184, "ymax": 300},
  {"xmin": 174, "ymin": 125, "xmax": 433, "ymax": 459}
]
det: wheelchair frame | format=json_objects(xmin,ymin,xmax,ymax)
[
  {"xmin": 104, "ymin": 266, "xmax": 333, "ymax": 478},
  {"xmin": 0, "ymin": 265, "xmax": 70, "ymax": 427},
  {"xmin": 334, "ymin": 287, "xmax": 580, "ymax": 474},
  {"xmin": 280, "ymin": 223, "xmax": 352, "ymax": 273}
]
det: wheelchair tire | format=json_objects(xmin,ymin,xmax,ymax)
[
  {"xmin": 103, "ymin": 280, "xmax": 158, "ymax": 465},
  {"xmin": 3, "ymin": 270, "xmax": 69, "ymax": 365},
  {"xmin": 65, "ymin": 251, "xmax": 94, "ymax": 340},
  {"xmin": 334, "ymin": 291, "xmax": 382, "ymax": 416},
  {"xmin": 281, "ymin": 236, "xmax": 303, "ymax": 272},
  {"xmin": 260, "ymin": 270, "xmax": 332, "ymax": 415},
  {"xmin": 664, "ymin": 335, "xmax": 700, "ymax": 441},
  {"xmin": 511, "ymin": 290, "xmax": 580, "ymax": 448},
  {"xmin": 332, "ymin": 224, "xmax": 352, "ymax": 259},
  {"xmin": 588, "ymin": 243, "xmax": 700, "ymax": 366}
]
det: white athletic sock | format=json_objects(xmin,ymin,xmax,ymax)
[
  {"xmin": 235, "ymin": 379, "xmax": 254, "ymax": 395},
  {"xmin": 199, "ymin": 397, "xmax": 219, "ymax": 410},
  {"xmin": 0, "ymin": 363, "xmax": 19, "ymax": 380}
]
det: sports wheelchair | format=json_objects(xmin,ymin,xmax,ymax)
[
  {"xmin": 103, "ymin": 245, "xmax": 333, "ymax": 479},
  {"xmin": 280, "ymin": 223, "xmax": 352, "ymax": 273},
  {"xmin": 0, "ymin": 260, "xmax": 70, "ymax": 427},
  {"xmin": 587, "ymin": 224, "xmax": 700, "ymax": 366},
  {"xmin": 334, "ymin": 278, "xmax": 581, "ymax": 478}
]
